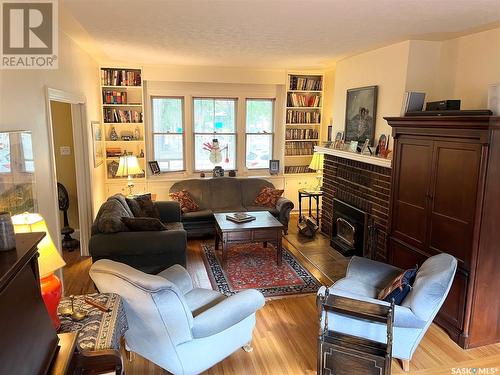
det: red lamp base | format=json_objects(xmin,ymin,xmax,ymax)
[{"xmin": 40, "ymin": 273, "xmax": 62, "ymax": 330}]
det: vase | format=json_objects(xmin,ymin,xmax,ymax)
[
  {"xmin": 110, "ymin": 126, "xmax": 118, "ymax": 141},
  {"xmin": 0, "ymin": 212, "xmax": 16, "ymax": 251}
]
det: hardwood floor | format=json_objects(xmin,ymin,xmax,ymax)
[{"xmin": 62, "ymin": 215, "xmax": 500, "ymax": 374}]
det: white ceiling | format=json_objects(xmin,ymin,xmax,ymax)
[{"xmin": 62, "ymin": 0, "xmax": 500, "ymax": 69}]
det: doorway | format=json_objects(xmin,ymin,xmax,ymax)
[
  {"xmin": 45, "ymin": 88, "xmax": 93, "ymax": 257},
  {"xmin": 50, "ymin": 101, "xmax": 81, "ymax": 251}
]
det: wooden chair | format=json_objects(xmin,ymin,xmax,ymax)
[{"xmin": 317, "ymin": 289, "xmax": 395, "ymax": 375}]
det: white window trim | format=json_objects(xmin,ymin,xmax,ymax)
[
  {"xmin": 192, "ymin": 97, "xmax": 238, "ymax": 172},
  {"xmin": 245, "ymin": 98, "xmax": 275, "ymax": 170},
  {"xmin": 151, "ymin": 96, "xmax": 186, "ymax": 173}
]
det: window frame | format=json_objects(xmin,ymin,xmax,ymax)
[
  {"xmin": 192, "ymin": 97, "xmax": 238, "ymax": 172},
  {"xmin": 245, "ymin": 98, "xmax": 275, "ymax": 170},
  {"xmin": 150, "ymin": 96, "xmax": 186, "ymax": 174}
]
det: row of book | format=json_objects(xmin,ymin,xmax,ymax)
[
  {"xmin": 286, "ymin": 110, "xmax": 321, "ymax": 124},
  {"xmin": 287, "ymin": 93, "xmax": 321, "ymax": 108},
  {"xmin": 104, "ymin": 108, "xmax": 143, "ymax": 123},
  {"xmin": 289, "ymin": 76, "xmax": 322, "ymax": 91},
  {"xmin": 106, "ymin": 147, "xmax": 123, "ymax": 157},
  {"xmin": 102, "ymin": 90, "xmax": 129, "ymax": 104},
  {"xmin": 101, "ymin": 69, "xmax": 142, "ymax": 86},
  {"xmin": 285, "ymin": 165, "xmax": 314, "ymax": 174},
  {"xmin": 285, "ymin": 141, "xmax": 317, "ymax": 156},
  {"xmin": 285, "ymin": 128, "xmax": 319, "ymax": 140}
]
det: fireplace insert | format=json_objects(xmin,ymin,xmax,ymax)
[{"xmin": 330, "ymin": 198, "xmax": 368, "ymax": 257}]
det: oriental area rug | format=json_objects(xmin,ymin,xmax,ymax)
[{"xmin": 202, "ymin": 243, "xmax": 322, "ymax": 298}]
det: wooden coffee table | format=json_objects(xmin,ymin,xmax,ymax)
[{"xmin": 214, "ymin": 211, "xmax": 284, "ymax": 269}]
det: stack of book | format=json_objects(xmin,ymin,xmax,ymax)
[
  {"xmin": 286, "ymin": 128, "xmax": 319, "ymax": 140},
  {"xmin": 101, "ymin": 69, "xmax": 142, "ymax": 86},
  {"xmin": 106, "ymin": 147, "xmax": 122, "ymax": 157},
  {"xmin": 104, "ymin": 108, "xmax": 143, "ymax": 123},
  {"xmin": 287, "ymin": 93, "xmax": 321, "ymax": 107},
  {"xmin": 285, "ymin": 166, "xmax": 314, "ymax": 174},
  {"xmin": 225, "ymin": 213, "xmax": 256, "ymax": 223},
  {"xmin": 286, "ymin": 110, "xmax": 321, "ymax": 124},
  {"xmin": 102, "ymin": 90, "xmax": 128, "ymax": 104},
  {"xmin": 289, "ymin": 77, "xmax": 322, "ymax": 91},
  {"xmin": 285, "ymin": 141, "xmax": 317, "ymax": 156}
]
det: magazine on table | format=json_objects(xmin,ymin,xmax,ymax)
[{"xmin": 225, "ymin": 213, "xmax": 256, "ymax": 223}]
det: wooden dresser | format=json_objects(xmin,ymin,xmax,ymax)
[{"xmin": 385, "ymin": 115, "xmax": 500, "ymax": 349}]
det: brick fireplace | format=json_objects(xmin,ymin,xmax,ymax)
[{"xmin": 318, "ymin": 147, "xmax": 392, "ymax": 261}]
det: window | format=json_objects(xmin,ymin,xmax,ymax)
[
  {"xmin": 21, "ymin": 132, "xmax": 34, "ymax": 173},
  {"xmin": 193, "ymin": 98, "xmax": 236, "ymax": 171},
  {"xmin": 245, "ymin": 99, "xmax": 274, "ymax": 169},
  {"xmin": 151, "ymin": 97, "xmax": 184, "ymax": 172}
]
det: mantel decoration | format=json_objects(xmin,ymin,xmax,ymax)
[{"xmin": 345, "ymin": 86, "xmax": 378, "ymax": 145}]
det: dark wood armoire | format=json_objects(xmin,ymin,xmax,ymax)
[{"xmin": 385, "ymin": 115, "xmax": 500, "ymax": 349}]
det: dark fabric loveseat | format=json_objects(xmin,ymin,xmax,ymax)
[
  {"xmin": 89, "ymin": 194, "xmax": 187, "ymax": 274},
  {"xmin": 169, "ymin": 177, "xmax": 294, "ymax": 236}
]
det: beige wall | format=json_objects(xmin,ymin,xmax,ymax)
[
  {"xmin": 441, "ymin": 27, "xmax": 500, "ymax": 109},
  {"xmin": 325, "ymin": 26, "xmax": 500, "ymax": 150},
  {"xmin": 330, "ymin": 41, "xmax": 410, "ymax": 143},
  {"xmin": 50, "ymin": 101, "xmax": 79, "ymax": 230},
  {"xmin": 0, "ymin": 29, "xmax": 104, "ymax": 252}
]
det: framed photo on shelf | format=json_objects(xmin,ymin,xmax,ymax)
[
  {"xmin": 375, "ymin": 134, "xmax": 390, "ymax": 157},
  {"xmin": 91, "ymin": 121, "xmax": 104, "ymax": 168},
  {"xmin": 269, "ymin": 159, "xmax": 280, "ymax": 175},
  {"xmin": 360, "ymin": 139, "xmax": 370, "ymax": 154},
  {"xmin": 148, "ymin": 160, "xmax": 161, "ymax": 175},
  {"xmin": 344, "ymin": 85, "xmax": 378, "ymax": 145},
  {"xmin": 334, "ymin": 131, "xmax": 344, "ymax": 149},
  {"xmin": 348, "ymin": 141, "xmax": 359, "ymax": 153}
]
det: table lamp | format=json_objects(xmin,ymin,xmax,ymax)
[
  {"xmin": 309, "ymin": 152, "xmax": 325, "ymax": 191},
  {"xmin": 115, "ymin": 155, "xmax": 143, "ymax": 195},
  {"xmin": 12, "ymin": 213, "xmax": 66, "ymax": 330}
]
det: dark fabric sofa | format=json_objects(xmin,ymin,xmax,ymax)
[
  {"xmin": 169, "ymin": 177, "xmax": 294, "ymax": 236},
  {"xmin": 89, "ymin": 194, "xmax": 187, "ymax": 274}
]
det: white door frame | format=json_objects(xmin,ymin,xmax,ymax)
[{"xmin": 45, "ymin": 87, "xmax": 93, "ymax": 256}]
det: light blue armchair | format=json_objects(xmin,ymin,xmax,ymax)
[
  {"xmin": 90, "ymin": 259, "xmax": 265, "ymax": 375},
  {"xmin": 318, "ymin": 253, "xmax": 457, "ymax": 372}
]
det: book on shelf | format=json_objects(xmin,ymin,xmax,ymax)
[
  {"xmin": 286, "ymin": 110, "xmax": 321, "ymax": 124},
  {"xmin": 225, "ymin": 213, "xmax": 256, "ymax": 223},
  {"xmin": 285, "ymin": 128, "xmax": 319, "ymax": 140},
  {"xmin": 287, "ymin": 93, "xmax": 321, "ymax": 108},
  {"xmin": 104, "ymin": 108, "xmax": 143, "ymax": 123},
  {"xmin": 285, "ymin": 141, "xmax": 317, "ymax": 156},
  {"xmin": 102, "ymin": 90, "xmax": 128, "ymax": 104},
  {"xmin": 285, "ymin": 165, "xmax": 314, "ymax": 174},
  {"xmin": 106, "ymin": 147, "xmax": 122, "ymax": 157},
  {"xmin": 101, "ymin": 68, "xmax": 142, "ymax": 87},
  {"xmin": 289, "ymin": 76, "xmax": 322, "ymax": 91}
]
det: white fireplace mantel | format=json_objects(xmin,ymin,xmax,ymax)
[{"xmin": 315, "ymin": 146, "xmax": 392, "ymax": 169}]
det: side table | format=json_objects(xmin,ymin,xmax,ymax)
[
  {"xmin": 58, "ymin": 293, "xmax": 128, "ymax": 375},
  {"xmin": 298, "ymin": 188, "xmax": 323, "ymax": 225}
]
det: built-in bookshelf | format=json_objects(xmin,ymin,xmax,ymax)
[
  {"xmin": 100, "ymin": 67, "xmax": 146, "ymax": 181},
  {"xmin": 284, "ymin": 73, "xmax": 323, "ymax": 175}
]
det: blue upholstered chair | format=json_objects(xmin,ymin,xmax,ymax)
[
  {"xmin": 318, "ymin": 253, "xmax": 457, "ymax": 372},
  {"xmin": 90, "ymin": 259, "xmax": 265, "ymax": 375}
]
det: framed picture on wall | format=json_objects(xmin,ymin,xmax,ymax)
[
  {"xmin": 91, "ymin": 121, "xmax": 104, "ymax": 168},
  {"xmin": 344, "ymin": 85, "xmax": 378, "ymax": 145}
]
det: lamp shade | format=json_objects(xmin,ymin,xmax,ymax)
[
  {"xmin": 309, "ymin": 152, "xmax": 324, "ymax": 171},
  {"xmin": 12, "ymin": 213, "xmax": 66, "ymax": 277},
  {"xmin": 115, "ymin": 155, "xmax": 143, "ymax": 177}
]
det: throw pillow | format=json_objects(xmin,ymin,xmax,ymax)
[
  {"xmin": 378, "ymin": 267, "xmax": 418, "ymax": 305},
  {"xmin": 126, "ymin": 193, "xmax": 160, "ymax": 218},
  {"xmin": 96, "ymin": 200, "xmax": 131, "ymax": 234},
  {"xmin": 254, "ymin": 186, "xmax": 284, "ymax": 208},
  {"xmin": 121, "ymin": 217, "xmax": 167, "ymax": 231},
  {"xmin": 169, "ymin": 189, "xmax": 199, "ymax": 213}
]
